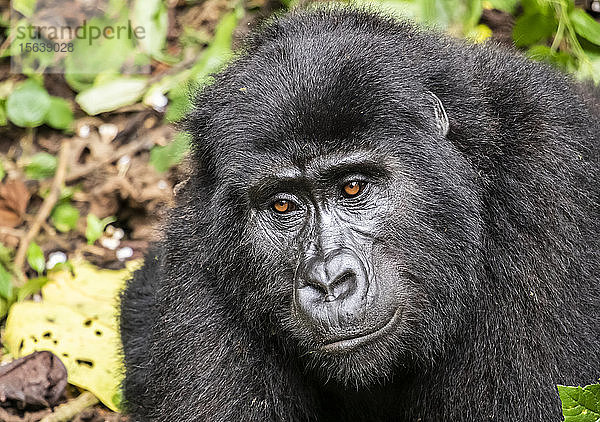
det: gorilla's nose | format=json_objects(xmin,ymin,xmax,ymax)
[{"xmin": 296, "ymin": 249, "xmax": 368, "ymax": 326}]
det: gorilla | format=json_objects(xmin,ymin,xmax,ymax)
[{"xmin": 120, "ymin": 6, "xmax": 600, "ymax": 422}]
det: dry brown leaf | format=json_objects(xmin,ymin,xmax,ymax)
[
  {"xmin": 0, "ymin": 351, "xmax": 67, "ymax": 409},
  {"xmin": 0, "ymin": 179, "xmax": 30, "ymax": 228}
]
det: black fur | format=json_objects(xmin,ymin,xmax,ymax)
[{"xmin": 120, "ymin": 7, "xmax": 600, "ymax": 421}]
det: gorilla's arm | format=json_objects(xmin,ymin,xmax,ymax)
[{"xmin": 121, "ymin": 247, "xmax": 317, "ymax": 422}]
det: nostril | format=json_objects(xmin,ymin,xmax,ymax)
[
  {"xmin": 331, "ymin": 271, "xmax": 355, "ymax": 290},
  {"xmin": 330, "ymin": 271, "xmax": 357, "ymax": 300},
  {"xmin": 302, "ymin": 277, "xmax": 330, "ymax": 296}
]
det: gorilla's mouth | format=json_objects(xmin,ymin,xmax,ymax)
[{"xmin": 320, "ymin": 307, "xmax": 403, "ymax": 353}]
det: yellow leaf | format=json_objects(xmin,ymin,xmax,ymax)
[{"xmin": 3, "ymin": 259, "xmax": 141, "ymax": 411}]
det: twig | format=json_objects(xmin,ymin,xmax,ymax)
[
  {"xmin": 38, "ymin": 392, "xmax": 99, "ymax": 422},
  {"xmin": 65, "ymin": 137, "xmax": 154, "ymax": 183},
  {"xmin": 13, "ymin": 140, "xmax": 71, "ymax": 286},
  {"xmin": 0, "ymin": 227, "xmax": 26, "ymax": 238}
]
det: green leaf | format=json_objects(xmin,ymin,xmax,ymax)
[
  {"xmin": 527, "ymin": 45, "xmax": 577, "ymax": 72},
  {"xmin": 558, "ymin": 384, "xmax": 600, "ymax": 421},
  {"xmin": 513, "ymin": 13, "xmax": 557, "ymax": 47},
  {"xmin": 486, "ymin": 0, "xmax": 519, "ymax": 13},
  {"xmin": 25, "ymin": 152, "xmax": 57, "ymax": 179},
  {"xmin": 165, "ymin": 84, "xmax": 192, "ymax": 123},
  {"xmin": 569, "ymin": 8, "xmax": 600, "ymax": 46},
  {"xmin": 51, "ymin": 203, "xmax": 80, "ymax": 233},
  {"xmin": 0, "ymin": 159, "xmax": 5, "ymax": 181},
  {"xmin": 12, "ymin": 0, "xmax": 37, "ymax": 17},
  {"xmin": 150, "ymin": 132, "xmax": 191, "ymax": 172},
  {"xmin": 64, "ymin": 14, "xmax": 136, "ymax": 92},
  {"xmin": 76, "ymin": 77, "xmax": 147, "ymax": 115},
  {"xmin": 133, "ymin": 0, "xmax": 168, "ymax": 56},
  {"xmin": 86, "ymin": 214, "xmax": 116, "ymax": 245},
  {"xmin": 6, "ymin": 79, "xmax": 51, "ymax": 127},
  {"xmin": 45, "ymin": 97, "xmax": 74, "ymax": 130},
  {"xmin": 16, "ymin": 276, "xmax": 49, "ymax": 301},
  {"xmin": 27, "ymin": 242, "xmax": 45, "ymax": 274},
  {"xmin": 0, "ymin": 263, "xmax": 14, "ymax": 301}
]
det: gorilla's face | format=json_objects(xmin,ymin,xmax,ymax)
[
  {"xmin": 244, "ymin": 148, "xmax": 414, "ymax": 385},
  {"xmin": 248, "ymin": 150, "xmax": 405, "ymax": 347}
]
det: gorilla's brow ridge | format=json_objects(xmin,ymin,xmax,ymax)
[{"xmin": 248, "ymin": 153, "xmax": 390, "ymax": 200}]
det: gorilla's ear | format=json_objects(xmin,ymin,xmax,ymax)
[{"xmin": 428, "ymin": 91, "xmax": 449, "ymax": 137}]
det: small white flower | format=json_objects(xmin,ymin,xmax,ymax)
[
  {"xmin": 47, "ymin": 251, "xmax": 67, "ymax": 269},
  {"xmin": 149, "ymin": 91, "xmax": 168, "ymax": 112},
  {"xmin": 78, "ymin": 124, "xmax": 90, "ymax": 138},
  {"xmin": 116, "ymin": 247, "xmax": 134, "ymax": 261},
  {"xmin": 99, "ymin": 123, "xmax": 119, "ymax": 142},
  {"xmin": 113, "ymin": 228, "xmax": 125, "ymax": 240},
  {"xmin": 101, "ymin": 237, "xmax": 120, "ymax": 250}
]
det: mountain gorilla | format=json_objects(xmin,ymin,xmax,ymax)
[{"xmin": 120, "ymin": 6, "xmax": 600, "ymax": 422}]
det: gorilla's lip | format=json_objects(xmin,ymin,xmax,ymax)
[{"xmin": 319, "ymin": 307, "xmax": 403, "ymax": 353}]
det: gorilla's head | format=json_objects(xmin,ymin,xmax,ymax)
[{"xmin": 185, "ymin": 9, "xmax": 483, "ymax": 387}]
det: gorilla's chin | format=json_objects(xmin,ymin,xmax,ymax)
[
  {"xmin": 320, "ymin": 307, "xmax": 404, "ymax": 353},
  {"xmin": 305, "ymin": 338, "xmax": 403, "ymax": 389}
]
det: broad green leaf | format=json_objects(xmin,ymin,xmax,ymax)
[
  {"xmin": 0, "ymin": 263, "xmax": 13, "ymax": 301},
  {"xmin": 558, "ymin": 384, "xmax": 600, "ymax": 421},
  {"xmin": 150, "ymin": 132, "xmax": 191, "ymax": 172},
  {"xmin": 45, "ymin": 97, "xmax": 74, "ymax": 130},
  {"xmin": 569, "ymin": 8, "xmax": 600, "ymax": 46},
  {"xmin": 76, "ymin": 77, "xmax": 147, "ymax": 115},
  {"xmin": 520, "ymin": 0, "xmax": 552, "ymax": 16},
  {"xmin": 513, "ymin": 13, "xmax": 556, "ymax": 47},
  {"xmin": 51, "ymin": 203, "xmax": 80, "ymax": 233},
  {"xmin": 6, "ymin": 79, "xmax": 51, "ymax": 127},
  {"xmin": 27, "ymin": 242, "xmax": 45, "ymax": 274},
  {"xmin": 133, "ymin": 0, "xmax": 168, "ymax": 56},
  {"xmin": 0, "ymin": 160, "xmax": 5, "ymax": 181},
  {"xmin": 25, "ymin": 152, "xmax": 57, "ymax": 179},
  {"xmin": 86, "ymin": 214, "xmax": 116, "ymax": 245}
]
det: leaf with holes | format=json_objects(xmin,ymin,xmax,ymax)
[{"xmin": 3, "ymin": 259, "xmax": 141, "ymax": 411}]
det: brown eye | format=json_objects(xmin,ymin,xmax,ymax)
[
  {"xmin": 273, "ymin": 199, "xmax": 296, "ymax": 213},
  {"xmin": 343, "ymin": 180, "xmax": 364, "ymax": 197}
]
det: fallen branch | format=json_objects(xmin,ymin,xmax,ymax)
[
  {"xmin": 13, "ymin": 140, "xmax": 71, "ymax": 286},
  {"xmin": 38, "ymin": 392, "xmax": 99, "ymax": 422},
  {"xmin": 65, "ymin": 137, "xmax": 154, "ymax": 183}
]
